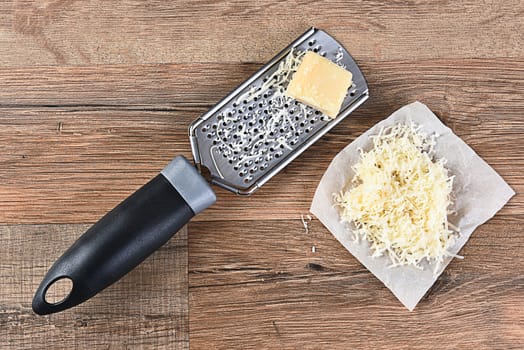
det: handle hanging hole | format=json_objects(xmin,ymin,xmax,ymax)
[{"xmin": 44, "ymin": 277, "xmax": 73, "ymax": 305}]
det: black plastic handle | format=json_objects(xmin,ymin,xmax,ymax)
[{"xmin": 32, "ymin": 156, "xmax": 215, "ymax": 315}]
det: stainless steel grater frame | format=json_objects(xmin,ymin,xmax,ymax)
[
  {"xmin": 33, "ymin": 27, "xmax": 369, "ymax": 315},
  {"xmin": 190, "ymin": 27, "xmax": 369, "ymax": 195}
]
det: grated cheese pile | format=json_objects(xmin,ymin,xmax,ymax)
[{"xmin": 334, "ymin": 122, "xmax": 460, "ymax": 271}]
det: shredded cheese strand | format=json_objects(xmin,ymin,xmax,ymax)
[
  {"xmin": 225, "ymin": 49, "xmax": 307, "ymax": 167},
  {"xmin": 334, "ymin": 122, "xmax": 459, "ymax": 271}
]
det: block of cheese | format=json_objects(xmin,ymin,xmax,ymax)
[{"xmin": 285, "ymin": 51, "xmax": 353, "ymax": 118}]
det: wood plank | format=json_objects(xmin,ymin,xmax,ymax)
[
  {"xmin": 0, "ymin": 59, "xmax": 522, "ymax": 224},
  {"xmin": 188, "ymin": 219, "xmax": 524, "ymax": 349},
  {"xmin": 0, "ymin": 224, "xmax": 189, "ymax": 350},
  {"xmin": 0, "ymin": 1, "xmax": 523, "ymax": 66}
]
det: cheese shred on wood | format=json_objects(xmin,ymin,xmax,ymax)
[{"xmin": 334, "ymin": 122, "xmax": 459, "ymax": 270}]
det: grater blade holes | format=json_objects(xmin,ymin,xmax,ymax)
[{"xmin": 194, "ymin": 33, "xmax": 363, "ymax": 191}]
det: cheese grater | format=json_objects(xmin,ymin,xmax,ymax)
[
  {"xmin": 33, "ymin": 27, "xmax": 369, "ymax": 315},
  {"xmin": 190, "ymin": 28, "xmax": 368, "ymax": 194}
]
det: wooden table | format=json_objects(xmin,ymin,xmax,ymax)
[{"xmin": 1, "ymin": 1, "xmax": 523, "ymax": 349}]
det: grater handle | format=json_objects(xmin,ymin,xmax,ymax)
[{"xmin": 32, "ymin": 156, "xmax": 215, "ymax": 315}]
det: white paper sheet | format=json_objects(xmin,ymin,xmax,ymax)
[{"xmin": 310, "ymin": 101, "xmax": 515, "ymax": 311}]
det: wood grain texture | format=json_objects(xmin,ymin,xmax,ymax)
[
  {"xmin": 0, "ymin": 60, "xmax": 522, "ymax": 224},
  {"xmin": 1, "ymin": 0, "xmax": 523, "ymax": 349},
  {"xmin": 188, "ymin": 218, "xmax": 524, "ymax": 350},
  {"xmin": 0, "ymin": 1, "xmax": 522, "ymax": 66},
  {"xmin": 0, "ymin": 224, "xmax": 189, "ymax": 350}
]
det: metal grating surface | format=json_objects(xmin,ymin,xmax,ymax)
[{"xmin": 190, "ymin": 28, "xmax": 369, "ymax": 194}]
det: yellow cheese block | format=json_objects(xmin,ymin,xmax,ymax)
[{"xmin": 285, "ymin": 51, "xmax": 353, "ymax": 118}]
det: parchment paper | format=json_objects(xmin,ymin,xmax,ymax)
[{"xmin": 310, "ymin": 101, "xmax": 515, "ymax": 311}]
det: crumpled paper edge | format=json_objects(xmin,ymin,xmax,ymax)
[{"xmin": 310, "ymin": 101, "xmax": 515, "ymax": 311}]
